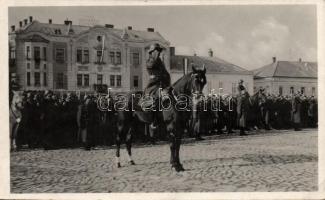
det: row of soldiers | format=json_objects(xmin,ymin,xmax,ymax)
[
  {"xmin": 12, "ymin": 89, "xmax": 318, "ymax": 150},
  {"xmin": 193, "ymin": 92, "xmax": 318, "ymax": 139}
]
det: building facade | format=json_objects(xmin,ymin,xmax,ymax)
[
  {"xmin": 170, "ymin": 49, "xmax": 254, "ymax": 96},
  {"xmin": 253, "ymin": 57, "xmax": 317, "ymax": 97},
  {"xmin": 9, "ymin": 17, "xmax": 170, "ymax": 93}
]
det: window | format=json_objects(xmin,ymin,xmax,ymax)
[
  {"xmin": 109, "ymin": 52, "xmax": 115, "ymax": 64},
  {"xmin": 44, "ymin": 64, "xmax": 46, "ymax": 70},
  {"xmin": 132, "ymin": 52, "xmax": 140, "ymax": 65},
  {"xmin": 26, "ymin": 72, "xmax": 31, "ymax": 86},
  {"xmin": 10, "ymin": 47, "xmax": 15, "ymax": 59},
  {"xmin": 35, "ymin": 60, "xmax": 40, "ymax": 69},
  {"xmin": 312, "ymin": 87, "xmax": 316, "ymax": 96},
  {"xmin": 77, "ymin": 49, "xmax": 82, "ymax": 63},
  {"xmin": 96, "ymin": 50, "xmax": 103, "ymax": 63},
  {"xmin": 133, "ymin": 76, "xmax": 139, "ymax": 88},
  {"xmin": 301, "ymin": 87, "xmax": 305, "ymax": 95},
  {"xmin": 84, "ymin": 74, "xmax": 89, "ymax": 87},
  {"xmin": 55, "ymin": 48, "xmax": 65, "ymax": 63},
  {"xmin": 232, "ymin": 83, "xmax": 237, "ymax": 94},
  {"xmin": 116, "ymin": 75, "xmax": 121, "ymax": 87},
  {"xmin": 34, "ymin": 72, "xmax": 40, "ymax": 86},
  {"xmin": 77, "ymin": 74, "xmax": 82, "ymax": 87},
  {"xmin": 43, "ymin": 47, "xmax": 47, "ymax": 61},
  {"xmin": 290, "ymin": 87, "xmax": 294, "ymax": 94},
  {"xmin": 97, "ymin": 35, "xmax": 102, "ymax": 42},
  {"xmin": 97, "ymin": 74, "xmax": 103, "ymax": 84},
  {"xmin": 27, "ymin": 63, "xmax": 30, "ymax": 69},
  {"xmin": 279, "ymin": 86, "xmax": 283, "ymax": 95},
  {"xmin": 116, "ymin": 52, "xmax": 121, "ymax": 64},
  {"xmin": 34, "ymin": 47, "xmax": 40, "ymax": 60},
  {"xmin": 110, "ymin": 75, "xmax": 115, "ymax": 86},
  {"xmin": 26, "ymin": 46, "xmax": 31, "ymax": 59},
  {"xmin": 83, "ymin": 49, "xmax": 89, "ymax": 63},
  {"xmin": 43, "ymin": 72, "xmax": 47, "ymax": 86},
  {"xmin": 218, "ymin": 81, "xmax": 223, "ymax": 90},
  {"xmin": 57, "ymin": 73, "xmax": 64, "ymax": 89}
]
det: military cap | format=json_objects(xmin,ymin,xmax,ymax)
[{"xmin": 148, "ymin": 43, "xmax": 163, "ymax": 54}]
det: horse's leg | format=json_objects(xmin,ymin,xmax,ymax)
[
  {"xmin": 116, "ymin": 124, "xmax": 122, "ymax": 168},
  {"xmin": 169, "ymin": 132, "xmax": 177, "ymax": 166},
  {"xmin": 175, "ymin": 123, "xmax": 185, "ymax": 171},
  {"xmin": 125, "ymin": 122, "xmax": 135, "ymax": 165}
]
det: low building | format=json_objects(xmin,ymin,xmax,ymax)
[
  {"xmin": 170, "ymin": 49, "xmax": 254, "ymax": 95},
  {"xmin": 9, "ymin": 17, "xmax": 170, "ymax": 93},
  {"xmin": 253, "ymin": 57, "xmax": 317, "ymax": 97}
]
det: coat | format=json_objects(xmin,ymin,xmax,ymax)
[
  {"xmin": 291, "ymin": 96, "xmax": 301, "ymax": 124},
  {"xmin": 144, "ymin": 56, "xmax": 170, "ymax": 97},
  {"xmin": 237, "ymin": 91, "xmax": 250, "ymax": 128}
]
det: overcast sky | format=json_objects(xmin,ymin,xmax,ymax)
[{"xmin": 9, "ymin": 5, "xmax": 317, "ymax": 70}]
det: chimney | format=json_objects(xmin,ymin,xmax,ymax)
[
  {"xmin": 19, "ymin": 21, "xmax": 22, "ymax": 27},
  {"xmin": 147, "ymin": 28, "xmax": 154, "ymax": 32},
  {"xmin": 299, "ymin": 58, "xmax": 302, "ymax": 62},
  {"xmin": 272, "ymin": 57, "xmax": 276, "ymax": 63},
  {"xmin": 29, "ymin": 16, "xmax": 33, "ymax": 23},
  {"xmin": 127, "ymin": 26, "xmax": 132, "ymax": 30},
  {"xmin": 183, "ymin": 57, "xmax": 188, "ymax": 75},
  {"xmin": 105, "ymin": 24, "xmax": 114, "ymax": 28},
  {"xmin": 64, "ymin": 19, "xmax": 72, "ymax": 25},
  {"xmin": 169, "ymin": 47, "xmax": 175, "ymax": 56},
  {"xmin": 11, "ymin": 25, "xmax": 15, "ymax": 32},
  {"xmin": 208, "ymin": 48, "xmax": 213, "ymax": 57},
  {"xmin": 49, "ymin": 19, "xmax": 52, "ymax": 24},
  {"xmin": 24, "ymin": 19, "xmax": 28, "ymax": 25}
]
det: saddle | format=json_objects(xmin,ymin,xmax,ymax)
[{"xmin": 136, "ymin": 86, "xmax": 174, "ymax": 124}]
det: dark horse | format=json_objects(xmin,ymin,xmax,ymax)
[{"xmin": 115, "ymin": 64, "xmax": 207, "ymax": 172}]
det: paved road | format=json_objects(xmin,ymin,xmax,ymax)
[{"xmin": 10, "ymin": 129, "xmax": 318, "ymax": 192}]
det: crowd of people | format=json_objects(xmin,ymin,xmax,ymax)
[{"xmin": 9, "ymin": 87, "xmax": 318, "ymax": 151}]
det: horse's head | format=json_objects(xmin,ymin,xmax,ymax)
[{"xmin": 190, "ymin": 63, "xmax": 207, "ymax": 97}]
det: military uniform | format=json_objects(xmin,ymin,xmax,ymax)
[{"xmin": 144, "ymin": 53, "xmax": 170, "ymax": 98}]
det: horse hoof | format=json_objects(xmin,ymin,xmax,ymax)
[
  {"xmin": 178, "ymin": 164, "xmax": 185, "ymax": 171},
  {"xmin": 129, "ymin": 160, "xmax": 136, "ymax": 165},
  {"xmin": 171, "ymin": 165, "xmax": 183, "ymax": 172},
  {"xmin": 117, "ymin": 163, "xmax": 121, "ymax": 168}
]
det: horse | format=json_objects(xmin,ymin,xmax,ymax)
[
  {"xmin": 9, "ymin": 91, "xmax": 24, "ymax": 151},
  {"xmin": 114, "ymin": 64, "xmax": 207, "ymax": 172}
]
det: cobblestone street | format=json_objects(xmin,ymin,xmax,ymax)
[{"xmin": 10, "ymin": 129, "xmax": 318, "ymax": 193}]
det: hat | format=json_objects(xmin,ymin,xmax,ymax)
[
  {"xmin": 239, "ymin": 85, "xmax": 245, "ymax": 91},
  {"xmin": 148, "ymin": 43, "xmax": 163, "ymax": 54}
]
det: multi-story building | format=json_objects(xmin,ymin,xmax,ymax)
[
  {"xmin": 170, "ymin": 48, "xmax": 254, "ymax": 95},
  {"xmin": 253, "ymin": 57, "xmax": 317, "ymax": 97},
  {"xmin": 9, "ymin": 17, "xmax": 170, "ymax": 93}
]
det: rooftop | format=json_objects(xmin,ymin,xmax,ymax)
[
  {"xmin": 253, "ymin": 60, "xmax": 317, "ymax": 79},
  {"xmin": 12, "ymin": 20, "xmax": 168, "ymax": 43},
  {"xmin": 171, "ymin": 55, "xmax": 252, "ymax": 75}
]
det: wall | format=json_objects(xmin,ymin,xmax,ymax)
[
  {"xmin": 171, "ymin": 71, "xmax": 254, "ymax": 96},
  {"xmin": 254, "ymin": 77, "xmax": 318, "ymax": 96}
]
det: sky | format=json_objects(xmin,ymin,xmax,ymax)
[{"xmin": 9, "ymin": 5, "xmax": 317, "ymax": 70}]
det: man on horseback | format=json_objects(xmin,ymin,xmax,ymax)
[{"xmin": 142, "ymin": 43, "xmax": 171, "ymax": 127}]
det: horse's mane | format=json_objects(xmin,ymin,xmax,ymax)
[{"xmin": 172, "ymin": 72, "xmax": 193, "ymax": 95}]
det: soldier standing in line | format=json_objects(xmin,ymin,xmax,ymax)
[
  {"xmin": 291, "ymin": 92, "xmax": 302, "ymax": 131},
  {"xmin": 236, "ymin": 80, "xmax": 249, "ymax": 136}
]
